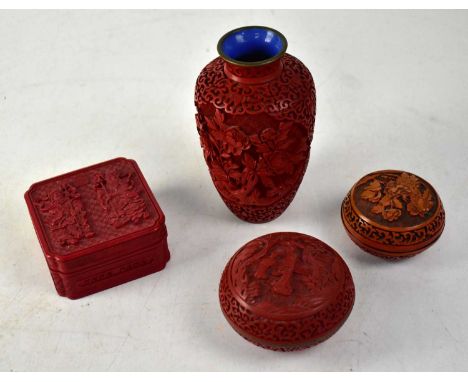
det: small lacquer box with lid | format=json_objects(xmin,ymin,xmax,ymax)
[{"xmin": 25, "ymin": 158, "xmax": 169, "ymax": 299}]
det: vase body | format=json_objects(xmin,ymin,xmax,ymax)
[{"xmin": 195, "ymin": 29, "xmax": 316, "ymax": 223}]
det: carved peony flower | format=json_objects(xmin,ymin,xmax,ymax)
[
  {"xmin": 260, "ymin": 127, "xmax": 279, "ymax": 148},
  {"xmin": 381, "ymin": 208, "xmax": 402, "ymax": 222},
  {"xmin": 396, "ymin": 172, "xmax": 419, "ymax": 191},
  {"xmin": 201, "ymin": 109, "xmax": 251, "ymax": 158},
  {"xmin": 221, "ymin": 127, "xmax": 251, "ymax": 157}
]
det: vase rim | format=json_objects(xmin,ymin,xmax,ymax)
[{"xmin": 217, "ymin": 25, "xmax": 288, "ymax": 67}]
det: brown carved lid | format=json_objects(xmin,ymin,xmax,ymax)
[
  {"xmin": 219, "ymin": 232, "xmax": 355, "ymax": 351},
  {"xmin": 341, "ymin": 170, "xmax": 445, "ymax": 260}
]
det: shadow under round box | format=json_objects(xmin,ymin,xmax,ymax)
[
  {"xmin": 24, "ymin": 157, "xmax": 170, "ymax": 299},
  {"xmin": 341, "ymin": 170, "xmax": 445, "ymax": 260},
  {"xmin": 219, "ymin": 232, "xmax": 355, "ymax": 351}
]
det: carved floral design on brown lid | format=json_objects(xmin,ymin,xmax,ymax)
[{"xmin": 361, "ymin": 172, "xmax": 434, "ymax": 222}]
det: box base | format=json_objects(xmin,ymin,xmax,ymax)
[{"xmin": 49, "ymin": 239, "xmax": 170, "ymax": 299}]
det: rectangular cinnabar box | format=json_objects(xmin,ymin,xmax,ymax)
[{"xmin": 24, "ymin": 157, "xmax": 170, "ymax": 299}]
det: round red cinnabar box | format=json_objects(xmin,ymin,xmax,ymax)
[
  {"xmin": 219, "ymin": 232, "xmax": 355, "ymax": 351},
  {"xmin": 341, "ymin": 170, "xmax": 445, "ymax": 260}
]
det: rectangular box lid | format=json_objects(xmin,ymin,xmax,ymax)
[{"xmin": 25, "ymin": 158, "xmax": 165, "ymax": 267}]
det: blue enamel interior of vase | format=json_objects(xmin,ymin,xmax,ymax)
[{"xmin": 220, "ymin": 27, "xmax": 285, "ymax": 63}]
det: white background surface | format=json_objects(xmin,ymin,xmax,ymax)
[{"xmin": 1, "ymin": 10, "xmax": 467, "ymax": 371}]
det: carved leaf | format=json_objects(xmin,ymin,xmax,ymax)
[
  {"xmin": 213, "ymin": 108, "xmax": 225, "ymax": 127},
  {"xmin": 361, "ymin": 180, "xmax": 382, "ymax": 203},
  {"xmin": 250, "ymin": 137, "xmax": 272, "ymax": 154},
  {"xmin": 407, "ymin": 201, "xmax": 419, "ymax": 216},
  {"xmin": 366, "ymin": 179, "xmax": 382, "ymax": 191},
  {"xmin": 393, "ymin": 197, "xmax": 403, "ymax": 209},
  {"xmin": 361, "ymin": 189, "xmax": 379, "ymax": 201},
  {"xmin": 228, "ymin": 170, "xmax": 242, "ymax": 181},
  {"xmin": 241, "ymin": 171, "xmax": 258, "ymax": 195},
  {"xmin": 205, "ymin": 114, "xmax": 221, "ymax": 134},
  {"xmin": 419, "ymin": 188, "xmax": 434, "ymax": 212},
  {"xmin": 243, "ymin": 153, "xmax": 256, "ymax": 170},
  {"xmin": 210, "ymin": 165, "xmax": 228, "ymax": 181},
  {"xmin": 380, "ymin": 195, "xmax": 392, "ymax": 207},
  {"xmin": 407, "ymin": 188, "xmax": 433, "ymax": 217}
]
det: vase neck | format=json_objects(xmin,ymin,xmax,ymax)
[
  {"xmin": 224, "ymin": 58, "xmax": 283, "ymax": 84},
  {"xmin": 217, "ymin": 26, "xmax": 287, "ymax": 84}
]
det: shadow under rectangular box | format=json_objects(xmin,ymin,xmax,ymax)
[{"xmin": 25, "ymin": 157, "xmax": 170, "ymax": 299}]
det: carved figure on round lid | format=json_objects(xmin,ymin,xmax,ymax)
[{"xmin": 219, "ymin": 232, "xmax": 355, "ymax": 351}]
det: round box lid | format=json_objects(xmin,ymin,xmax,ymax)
[
  {"xmin": 219, "ymin": 232, "xmax": 355, "ymax": 351},
  {"xmin": 341, "ymin": 170, "xmax": 445, "ymax": 260}
]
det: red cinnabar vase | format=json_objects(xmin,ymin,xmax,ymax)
[{"xmin": 195, "ymin": 26, "xmax": 316, "ymax": 223}]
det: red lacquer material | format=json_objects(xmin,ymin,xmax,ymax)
[
  {"xmin": 24, "ymin": 158, "xmax": 170, "ymax": 299},
  {"xmin": 219, "ymin": 232, "xmax": 355, "ymax": 351},
  {"xmin": 195, "ymin": 53, "xmax": 316, "ymax": 223},
  {"xmin": 341, "ymin": 170, "xmax": 445, "ymax": 260}
]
